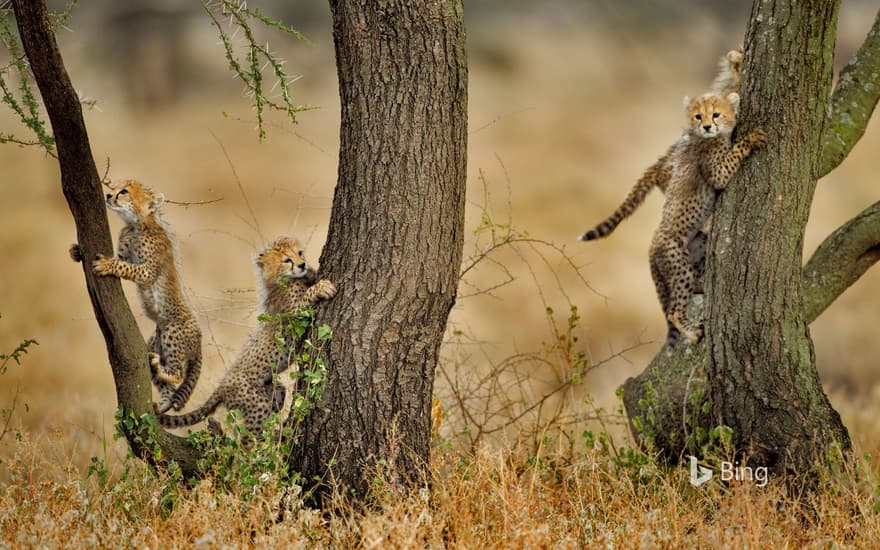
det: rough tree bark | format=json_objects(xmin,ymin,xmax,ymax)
[
  {"xmin": 12, "ymin": 0, "xmax": 469, "ymax": 494},
  {"xmin": 289, "ymin": 0, "xmax": 467, "ymax": 499},
  {"xmin": 624, "ymin": 1, "xmax": 880, "ymax": 475},
  {"xmin": 11, "ymin": 0, "xmax": 201, "ymax": 472},
  {"xmin": 705, "ymin": 0, "xmax": 848, "ymax": 475}
]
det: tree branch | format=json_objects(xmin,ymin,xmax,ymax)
[
  {"xmin": 820, "ymin": 8, "xmax": 880, "ymax": 177},
  {"xmin": 802, "ymin": 200, "xmax": 880, "ymax": 322},
  {"xmin": 11, "ymin": 0, "xmax": 200, "ymax": 474}
]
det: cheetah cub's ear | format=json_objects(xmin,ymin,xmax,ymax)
[
  {"xmin": 682, "ymin": 95, "xmax": 692, "ymax": 109},
  {"xmin": 254, "ymin": 252, "xmax": 265, "ymax": 269},
  {"xmin": 726, "ymin": 92, "xmax": 741, "ymax": 113}
]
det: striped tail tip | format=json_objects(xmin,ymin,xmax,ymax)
[{"xmin": 578, "ymin": 229, "xmax": 600, "ymax": 242}]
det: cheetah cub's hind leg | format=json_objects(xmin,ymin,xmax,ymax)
[
  {"xmin": 147, "ymin": 331, "xmax": 181, "ymax": 414},
  {"xmin": 650, "ymin": 234, "xmax": 702, "ymax": 345}
]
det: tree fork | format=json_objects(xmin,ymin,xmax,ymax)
[{"xmin": 11, "ymin": 0, "xmax": 200, "ymax": 473}]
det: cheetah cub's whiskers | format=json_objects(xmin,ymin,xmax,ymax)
[
  {"xmin": 70, "ymin": 180, "xmax": 203, "ymax": 413},
  {"xmin": 157, "ymin": 237, "xmax": 337, "ymax": 441},
  {"xmin": 649, "ymin": 92, "xmax": 767, "ymax": 346}
]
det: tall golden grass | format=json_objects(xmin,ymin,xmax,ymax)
[{"xmin": 1, "ymin": 9, "xmax": 879, "ymax": 545}]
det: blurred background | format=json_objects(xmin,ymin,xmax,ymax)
[{"xmin": 1, "ymin": 1, "xmax": 878, "ymax": 471}]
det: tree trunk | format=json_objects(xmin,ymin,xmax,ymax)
[
  {"xmin": 290, "ymin": 0, "xmax": 467, "ymax": 499},
  {"xmin": 624, "ymin": 0, "xmax": 874, "ymax": 476},
  {"xmin": 705, "ymin": 0, "xmax": 849, "ymax": 475},
  {"xmin": 12, "ymin": 0, "xmax": 200, "ymax": 473}
]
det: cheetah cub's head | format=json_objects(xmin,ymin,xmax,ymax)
[
  {"xmin": 682, "ymin": 92, "xmax": 739, "ymax": 139},
  {"xmin": 105, "ymin": 180, "xmax": 164, "ymax": 225},
  {"xmin": 255, "ymin": 237, "xmax": 312, "ymax": 292}
]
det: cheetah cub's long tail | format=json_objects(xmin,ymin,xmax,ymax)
[
  {"xmin": 157, "ymin": 393, "xmax": 222, "ymax": 428},
  {"xmin": 579, "ymin": 149, "xmax": 671, "ymax": 241}
]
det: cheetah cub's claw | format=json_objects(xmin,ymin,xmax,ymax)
[
  {"xmin": 314, "ymin": 279, "xmax": 338, "ymax": 300},
  {"xmin": 669, "ymin": 312, "xmax": 703, "ymax": 345},
  {"xmin": 747, "ymin": 128, "xmax": 768, "ymax": 149},
  {"xmin": 149, "ymin": 352, "xmax": 183, "ymax": 385},
  {"xmin": 92, "ymin": 254, "xmax": 115, "ymax": 276},
  {"xmin": 69, "ymin": 243, "xmax": 83, "ymax": 263}
]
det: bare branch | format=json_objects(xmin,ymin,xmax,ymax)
[
  {"xmin": 164, "ymin": 197, "xmax": 224, "ymax": 207},
  {"xmin": 802, "ymin": 200, "xmax": 880, "ymax": 322},
  {"xmin": 820, "ymin": 9, "xmax": 880, "ymax": 177}
]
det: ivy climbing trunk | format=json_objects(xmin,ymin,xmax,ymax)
[
  {"xmin": 705, "ymin": 0, "xmax": 850, "ymax": 474},
  {"xmin": 290, "ymin": 0, "xmax": 467, "ymax": 499}
]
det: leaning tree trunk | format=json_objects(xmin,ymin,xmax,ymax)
[
  {"xmin": 11, "ymin": 0, "xmax": 201, "ymax": 473},
  {"xmin": 290, "ymin": 0, "xmax": 467, "ymax": 500},
  {"xmin": 623, "ymin": 0, "xmax": 880, "ymax": 476}
]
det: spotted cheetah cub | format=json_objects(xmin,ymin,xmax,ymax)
[
  {"xmin": 71, "ymin": 180, "xmax": 202, "ymax": 413},
  {"xmin": 579, "ymin": 48, "xmax": 743, "ymax": 242},
  {"xmin": 157, "ymin": 237, "xmax": 336, "ymax": 438},
  {"xmin": 650, "ymin": 92, "xmax": 766, "ymax": 345}
]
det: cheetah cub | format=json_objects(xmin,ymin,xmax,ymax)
[
  {"xmin": 157, "ymin": 237, "xmax": 337, "ymax": 439},
  {"xmin": 650, "ymin": 92, "xmax": 766, "ymax": 346},
  {"xmin": 71, "ymin": 180, "xmax": 202, "ymax": 413},
  {"xmin": 579, "ymin": 48, "xmax": 743, "ymax": 242}
]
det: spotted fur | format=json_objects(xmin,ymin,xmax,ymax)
[
  {"xmin": 157, "ymin": 237, "xmax": 336, "ymax": 438},
  {"xmin": 72, "ymin": 180, "xmax": 202, "ymax": 413},
  {"xmin": 650, "ymin": 92, "xmax": 767, "ymax": 346},
  {"xmin": 579, "ymin": 48, "xmax": 743, "ymax": 242}
]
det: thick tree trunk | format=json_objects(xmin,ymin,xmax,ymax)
[
  {"xmin": 290, "ymin": 0, "xmax": 467, "ymax": 499},
  {"xmin": 624, "ymin": 0, "xmax": 858, "ymax": 475},
  {"xmin": 12, "ymin": 0, "xmax": 200, "ymax": 473},
  {"xmin": 704, "ymin": 0, "xmax": 850, "ymax": 475}
]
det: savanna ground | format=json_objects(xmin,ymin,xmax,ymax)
[{"xmin": 1, "ymin": 3, "xmax": 880, "ymax": 546}]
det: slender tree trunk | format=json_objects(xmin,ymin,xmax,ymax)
[
  {"xmin": 705, "ymin": 0, "xmax": 849, "ymax": 474},
  {"xmin": 290, "ymin": 0, "xmax": 467, "ymax": 499},
  {"xmin": 11, "ymin": 1, "xmax": 201, "ymax": 472}
]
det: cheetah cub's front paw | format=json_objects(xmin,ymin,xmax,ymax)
[
  {"xmin": 747, "ymin": 128, "xmax": 768, "ymax": 149},
  {"xmin": 726, "ymin": 48, "xmax": 743, "ymax": 65},
  {"xmin": 69, "ymin": 243, "xmax": 83, "ymax": 263},
  {"xmin": 92, "ymin": 254, "xmax": 115, "ymax": 276},
  {"xmin": 314, "ymin": 279, "xmax": 338, "ymax": 300}
]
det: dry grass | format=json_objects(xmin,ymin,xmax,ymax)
[
  {"xmin": 1, "ymin": 7, "xmax": 880, "ymax": 547},
  {"xmin": 2, "ymin": 429, "xmax": 879, "ymax": 548}
]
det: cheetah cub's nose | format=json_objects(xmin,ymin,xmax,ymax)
[
  {"xmin": 297, "ymin": 262, "xmax": 307, "ymax": 270},
  {"xmin": 106, "ymin": 193, "xmax": 112, "ymax": 200},
  {"xmin": 703, "ymin": 125, "xmax": 712, "ymax": 132}
]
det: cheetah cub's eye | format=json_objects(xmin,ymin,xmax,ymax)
[
  {"xmin": 118, "ymin": 189, "xmax": 129, "ymax": 195},
  {"xmin": 712, "ymin": 112, "xmax": 720, "ymax": 119},
  {"xmin": 298, "ymin": 250, "xmax": 304, "ymax": 257},
  {"xmin": 283, "ymin": 258, "xmax": 294, "ymax": 265},
  {"xmin": 694, "ymin": 114, "xmax": 702, "ymax": 121}
]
